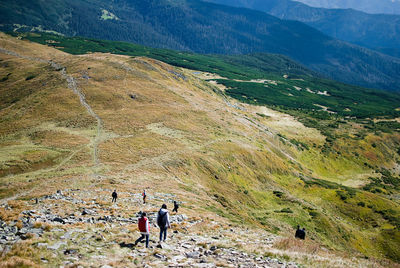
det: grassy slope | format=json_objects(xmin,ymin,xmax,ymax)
[
  {"xmin": 13, "ymin": 33, "xmax": 400, "ymax": 118},
  {"xmin": 0, "ymin": 33, "xmax": 399, "ymax": 265},
  {"xmin": 14, "ymin": 33, "xmax": 400, "ymax": 142}
]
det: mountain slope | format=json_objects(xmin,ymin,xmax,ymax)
[
  {"xmin": 1, "ymin": 33, "xmax": 400, "ymax": 265},
  {"xmin": 206, "ymin": 0, "xmax": 400, "ymax": 58},
  {"xmin": 17, "ymin": 32, "xmax": 400, "ymax": 122},
  {"xmin": 1, "ymin": 0, "xmax": 400, "ymax": 91},
  {"xmin": 294, "ymin": 0, "xmax": 400, "ymax": 15}
]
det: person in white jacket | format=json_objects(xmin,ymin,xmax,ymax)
[
  {"xmin": 134, "ymin": 212, "xmax": 150, "ymax": 248},
  {"xmin": 157, "ymin": 204, "xmax": 171, "ymax": 242}
]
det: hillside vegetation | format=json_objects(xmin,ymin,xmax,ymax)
[
  {"xmin": 295, "ymin": 0, "xmax": 400, "ymax": 15},
  {"xmin": 207, "ymin": 0, "xmax": 400, "ymax": 58},
  {"xmin": 0, "ymin": 33, "xmax": 399, "ymax": 266},
  {"xmin": 17, "ymin": 33, "xmax": 400, "ymax": 127},
  {"xmin": 2, "ymin": 0, "xmax": 400, "ymax": 91}
]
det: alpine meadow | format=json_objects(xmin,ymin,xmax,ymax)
[{"xmin": 0, "ymin": 0, "xmax": 399, "ymax": 267}]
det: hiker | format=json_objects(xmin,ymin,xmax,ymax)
[
  {"xmin": 295, "ymin": 225, "xmax": 301, "ymax": 239},
  {"xmin": 142, "ymin": 190, "xmax": 147, "ymax": 204},
  {"xmin": 295, "ymin": 225, "xmax": 306, "ymax": 240},
  {"xmin": 300, "ymin": 228, "xmax": 306, "ymax": 240},
  {"xmin": 112, "ymin": 190, "xmax": 117, "ymax": 203},
  {"xmin": 134, "ymin": 212, "xmax": 150, "ymax": 248},
  {"xmin": 157, "ymin": 204, "xmax": 171, "ymax": 242},
  {"xmin": 172, "ymin": 200, "xmax": 179, "ymax": 213}
]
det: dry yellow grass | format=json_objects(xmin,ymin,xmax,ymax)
[
  {"xmin": 0, "ymin": 33, "xmax": 399, "ymax": 266},
  {"xmin": 0, "ymin": 256, "xmax": 40, "ymax": 268}
]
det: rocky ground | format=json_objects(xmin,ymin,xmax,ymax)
[{"xmin": 0, "ymin": 189, "xmax": 299, "ymax": 267}]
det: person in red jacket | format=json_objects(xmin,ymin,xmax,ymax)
[
  {"xmin": 142, "ymin": 190, "xmax": 147, "ymax": 204},
  {"xmin": 134, "ymin": 212, "xmax": 150, "ymax": 248}
]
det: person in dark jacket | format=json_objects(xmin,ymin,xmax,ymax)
[
  {"xmin": 157, "ymin": 204, "xmax": 171, "ymax": 242},
  {"xmin": 295, "ymin": 225, "xmax": 301, "ymax": 239},
  {"xmin": 134, "ymin": 212, "xmax": 150, "ymax": 248},
  {"xmin": 295, "ymin": 225, "xmax": 306, "ymax": 240},
  {"xmin": 172, "ymin": 200, "xmax": 179, "ymax": 213},
  {"xmin": 300, "ymin": 228, "xmax": 306, "ymax": 240},
  {"xmin": 112, "ymin": 190, "xmax": 117, "ymax": 203}
]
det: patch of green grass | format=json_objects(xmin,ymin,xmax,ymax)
[
  {"xmin": 275, "ymin": 208, "xmax": 293, "ymax": 213},
  {"xmin": 301, "ymin": 177, "xmax": 340, "ymax": 190}
]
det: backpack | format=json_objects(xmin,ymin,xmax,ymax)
[
  {"xmin": 157, "ymin": 210, "xmax": 167, "ymax": 227},
  {"xmin": 138, "ymin": 217, "xmax": 148, "ymax": 232}
]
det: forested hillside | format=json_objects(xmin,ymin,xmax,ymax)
[
  {"xmin": 207, "ymin": 0, "xmax": 400, "ymax": 58},
  {"xmin": 1, "ymin": 0, "xmax": 400, "ymax": 91},
  {"xmin": 294, "ymin": 0, "xmax": 400, "ymax": 15}
]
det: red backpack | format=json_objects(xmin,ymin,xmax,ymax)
[{"xmin": 138, "ymin": 217, "xmax": 149, "ymax": 232}]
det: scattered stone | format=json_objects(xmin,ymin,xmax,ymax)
[
  {"xmin": 154, "ymin": 253, "xmax": 167, "ymax": 260},
  {"xmin": 82, "ymin": 208, "xmax": 95, "ymax": 216},
  {"xmin": 52, "ymin": 217, "xmax": 65, "ymax": 224},
  {"xmin": 48, "ymin": 242, "xmax": 67, "ymax": 250},
  {"xmin": 186, "ymin": 251, "xmax": 200, "ymax": 259},
  {"xmin": 181, "ymin": 243, "xmax": 192, "ymax": 249},
  {"xmin": 64, "ymin": 249, "xmax": 78, "ymax": 255}
]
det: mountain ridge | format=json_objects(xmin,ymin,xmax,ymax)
[
  {"xmin": 1, "ymin": 0, "xmax": 400, "ymax": 92},
  {"xmin": 294, "ymin": 0, "xmax": 400, "ymax": 15},
  {"xmin": 206, "ymin": 0, "xmax": 400, "ymax": 58}
]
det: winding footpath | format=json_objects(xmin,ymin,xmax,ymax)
[{"xmin": 0, "ymin": 47, "xmax": 103, "ymax": 165}]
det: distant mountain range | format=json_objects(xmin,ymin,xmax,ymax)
[
  {"xmin": 294, "ymin": 0, "xmax": 400, "ymax": 15},
  {"xmin": 1, "ymin": 0, "xmax": 400, "ymax": 91},
  {"xmin": 206, "ymin": 0, "xmax": 400, "ymax": 58}
]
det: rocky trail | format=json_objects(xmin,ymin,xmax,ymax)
[{"xmin": 0, "ymin": 188, "xmax": 298, "ymax": 267}]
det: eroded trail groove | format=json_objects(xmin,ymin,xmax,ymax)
[
  {"xmin": 0, "ymin": 48, "xmax": 102, "ymax": 165},
  {"xmin": 59, "ymin": 68, "xmax": 103, "ymax": 165}
]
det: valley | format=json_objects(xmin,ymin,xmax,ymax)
[{"xmin": 0, "ymin": 32, "xmax": 399, "ymax": 266}]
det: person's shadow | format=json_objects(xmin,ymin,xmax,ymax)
[
  {"xmin": 119, "ymin": 242, "xmax": 135, "ymax": 249},
  {"xmin": 119, "ymin": 240, "xmax": 157, "ymax": 249}
]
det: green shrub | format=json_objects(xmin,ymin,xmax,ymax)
[
  {"xmin": 309, "ymin": 211, "xmax": 318, "ymax": 218},
  {"xmin": 275, "ymin": 208, "xmax": 293, "ymax": 213},
  {"xmin": 273, "ymin": 191, "xmax": 284, "ymax": 198},
  {"xmin": 357, "ymin": 202, "xmax": 365, "ymax": 207},
  {"xmin": 25, "ymin": 74, "xmax": 36, "ymax": 80}
]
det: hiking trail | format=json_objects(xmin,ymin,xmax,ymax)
[{"xmin": 0, "ymin": 47, "xmax": 103, "ymax": 165}]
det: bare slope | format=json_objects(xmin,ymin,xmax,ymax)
[{"xmin": 0, "ymin": 33, "xmax": 399, "ymax": 266}]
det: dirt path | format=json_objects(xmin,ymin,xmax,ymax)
[
  {"xmin": 0, "ymin": 47, "xmax": 103, "ymax": 165},
  {"xmin": 59, "ymin": 68, "xmax": 103, "ymax": 165}
]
